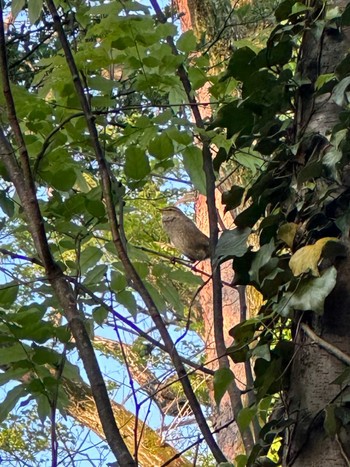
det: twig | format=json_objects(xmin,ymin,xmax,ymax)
[
  {"xmin": 336, "ymin": 434, "xmax": 350, "ymax": 467},
  {"xmin": 0, "ymin": 248, "xmax": 43, "ymax": 266},
  {"xmin": 301, "ymin": 323, "xmax": 350, "ymax": 366},
  {"xmin": 72, "ymin": 279, "xmax": 214, "ymax": 375}
]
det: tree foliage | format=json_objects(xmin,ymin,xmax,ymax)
[{"xmin": 0, "ymin": 0, "xmax": 349, "ymax": 466}]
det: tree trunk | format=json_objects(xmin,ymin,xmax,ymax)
[
  {"xmin": 285, "ymin": 1, "xmax": 350, "ymax": 465},
  {"xmin": 174, "ymin": 0, "xmax": 253, "ymax": 458}
]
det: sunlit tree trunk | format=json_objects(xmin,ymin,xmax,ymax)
[{"xmin": 174, "ymin": 0, "xmax": 252, "ymax": 458}]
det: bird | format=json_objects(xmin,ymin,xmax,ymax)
[{"xmin": 160, "ymin": 206, "xmax": 210, "ymax": 261}]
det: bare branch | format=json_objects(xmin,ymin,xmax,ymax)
[{"xmin": 301, "ymin": 323, "xmax": 350, "ymax": 366}]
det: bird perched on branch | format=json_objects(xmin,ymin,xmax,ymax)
[{"xmin": 161, "ymin": 206, "xmax": 210, "ymax": 261}]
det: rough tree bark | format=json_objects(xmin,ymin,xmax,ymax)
[{"xmin": 285, "ymin": 1, "xmax": 350, "ymax": 465}]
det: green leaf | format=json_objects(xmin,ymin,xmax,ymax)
[
  {"xmin": 11, "ymin": 0, "xmax": 25, "ymax": 17},
  {"xmin": 182, "ymin": 146, "xmax": 206, "ymax": 194},
  {"xmin": 214, "ymin": 368, "xmax": 234, "ymax": 405},
  {"xmin": 221, "ymin": 186, "xmax": 245, "ymax": 212},
  {"xmin": 50, "ymin": 169, "xmax": 77, "ymax": 191},
  {"xmin": 116, "ymin": 290, "xmax": 137, "ymax": 315},
  {"xmin": 166, "ymin": 128, "xmax": 192, "ymax": 145},
  {"xmin": 213, "ymin": 228, "xmax": 251, "ymax": 266},
  {"xmin": 209, "ymin": 102, "xmax": 254, "ymax": 139},
  {"xmin": 84, "ymin": 264, "xmax": 108, "ymax": 286},
  {"xmin": 28, "ymin": 0, "xmax": 43, "ymax": 24},
  {"xmin": 36, "ymin": 394, "xmax": 51, "ymax": 423},
  {"xmin": 168, "ymin": 269, "xmax": 203, "ymax": 285},
  {"xmin": 278, "ymin": 222, "xmax": 298, "ymax": 248},
  {"xmin": 80, "ymin": 246, "xmax": 103, "ymax": 274},
  {"xmin": 332, "ymin": 76, "xmax": 350, "ymax": 106},
  {"xmin": 145, "ymin": 282, "xmax": 166, "ymax": 313},
  {"xmin": 222, "ymin": 47, "xmax": 257, "ymax": 82},
  {"xmin": 249, "ymin": 239, "xmax": 275, "ymax": 284},
  {"xmin": 85, "ymin": 199, "xmax": 105, "ymax": 218},
  {"xmin": 149, "ymin": 134, "xmax": 174, "ymax": 160},
  {"xmin": 237, "ymin": 406, "xmax": 256, "ymax": 433},
  {"xmin": 0, "ymin": 368, "xmax": 30, "ymax": 386},
  {"xmin": 0, "ymin": 385, "xmax": 27, "ymax": 423},
  {"xmin": 0, "ymin": 191, "xmax": 14, "ymax": 217},
  {"xmin": 275, "ymin": 1, "xmax": 297, "ymax": 21},
  {"xmin": 176, "ymin": 30, "xmax": 197, "ymax": 53},
  {"xmin": 111, "ymin": 271, "xmax": 127, "ymax": 292},
  {"xmin": 0, "ymin": 281, "xmax": 19, "ymax": 306},
  {"xmin": 157, "ymin": 280, "xmax": 184, "ymax": 315},
  {"xmin": 93, "ymin": 306, "xmax": 108, "ymax": 325},
  {"xmin": 32, "ymin": 346, "xmax": 61, "ymax": 365},
  {"xmin": 342, "ymin": 3, "xmax": 350, "ymax": 25},
  {"xmin": 0, "ymin": 344, "xmax": 30, "ymax": 365},
  {"xmin": 252, "ymin": 344, "xmax": 271, "ymax": 362},
  {"xmin": 125, "ymin": 147, "xmax": 150, "ymax": 180},
  {"xmin": 324, "ymin": 405, "xmax": 339, "ymax": 437},
  {"xmin": 276, "ymin": 267, "xmax": 337, "ymax": 316}
]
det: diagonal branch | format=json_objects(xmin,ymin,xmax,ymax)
[
  {"xmin": 301, "ymin": 323, "xmax": 350, "ymax": 366},
  {"xmin": 0, "ymin": 8, "xmax": 135, "ymax": 467},
  {"xmin": 45, "ymin": 0, "xmax": 225, "ymax": 462}
]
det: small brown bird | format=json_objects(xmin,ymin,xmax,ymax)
[{"xmin": 161, "ymin": 206, "xmax": 210, "ymax": 261}]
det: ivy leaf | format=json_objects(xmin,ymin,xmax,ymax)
[
  {"xmin": 214, "ymin": 368, "xmax": 234, "ymax": 405},
  {"xmin": 208, "ymin": 102, "xmax": 254, "ymax": 138},
  {"xmin": 213, "ymin": 228, "xmax": 251, "ymax": 266},
  {"xmin": 324, "ymin": 405, "xmax": 339, "ymax": 437},
  {"xmin": 276, "ymin": 267, "xmax": 337, "ymax": 316},
  {"xmin": 237, "ymin": 406, "xmax": 256, "ymax": 433},
  {"xmin": 289, "ymin": 237, "xmax": 339, "ymax": 276},
  {"xmin": 222, "ymin": 47, "xmax": 257, "ymax": 82},
  {"xmin": 278, "ymin": 222, "xmax": 298, "ymax": 248},
  {"xmin": 275, "ymin": 0, "xmax": 297, "ymax": 21},
  {"xmin": 222, "ymin": 186, "xmax": 245, "ymax": 212},
  {"xmin": 332, "ymin": 76, "xmax": 350, "ymax": 106}
]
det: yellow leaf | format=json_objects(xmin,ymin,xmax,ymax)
[
  {"xmin": 289, "ymin": 238, "xmax": 339, "ymax": 277},
  {"xmin": 278, "ymin": 223, "xmax": 298, "ymax": 248}
]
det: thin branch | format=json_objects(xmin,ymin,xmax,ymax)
[
  {"xmin": 0, "ymin": 5, "xmax": 133, "ymax": 466},
  {"xmin": 73, "ymin": 280, "xmax": 214, "ymax": 375},
  {"xmin": 301, "ymin": 323, "xmax": 350, "ymax": 366},
  {"xmin": 0, "ymin": 248, "xmax": 43, "ymax": 266},
  {"xmin": 150, "ymin": 0, "xmax": 253, "ymax": 453},
  {"xmin": 46, "ymin": 1, "xmax": 223, "ymax": 461}
]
